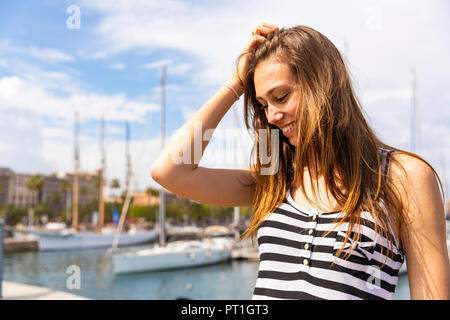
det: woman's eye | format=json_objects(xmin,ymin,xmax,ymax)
[
  {"xmin": 277, "ymin": 94, "xmax": 288, "ymax": 102},
  {"xmin": 259, "ymin": 94, "xmax": 288, "ymax": 110}
]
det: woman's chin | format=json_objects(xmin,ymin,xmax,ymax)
[{"xmin": 288, "ymin": 136, "xmax": 297, "ymax": 147}]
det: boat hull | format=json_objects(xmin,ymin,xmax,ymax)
[
  {"xmin": 112, "ymin": 238, "xmax": 234, "ymax": 274},
  {"xmin": 36, "ymin": 231, "xmax": 158, "ymax": 251},
  {"xmin": 113, "ymin": 247, "xmax": 231, "ymax": 274}
]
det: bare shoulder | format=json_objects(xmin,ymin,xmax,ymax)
[
  {"xmin": 389, "ymin": 152, "xmax": 436, "ymax": 185},
  {"xmin": 389, "ymin": 151, "xmax": 444, "ymax": 221}
]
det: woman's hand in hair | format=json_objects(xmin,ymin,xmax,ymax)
[{"xmin": 234, "ymin": 22, "xmax": 279, "ymax": 88}]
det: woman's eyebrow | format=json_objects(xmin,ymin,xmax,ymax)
[{"xmin": 256, "ymin": 85, "xmax": 289, "ymax": 100}]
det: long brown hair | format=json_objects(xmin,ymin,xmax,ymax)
[{"xmin": 236, "ymin": 25, "xmax": 444, "ymax": 262}]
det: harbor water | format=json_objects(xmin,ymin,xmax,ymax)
[{"xmin": 2, "ymin": 247, "xmax": 411, "ymax": 300}]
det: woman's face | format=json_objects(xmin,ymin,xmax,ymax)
[{"xmin": 254, "ymin": 58, "xmax": 300, "ymax": 146}]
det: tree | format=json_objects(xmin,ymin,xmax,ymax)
[
  {"xmin": 80, "ymin": 185, "xmax": 89, "ymax": 196},
  {"xmin": 48, "ymin": 192, "xmax": 61, "ymax": 219},
  {"xmin": 110, "ymin": 179, "xmax": 120, "ymax": 193},
  {"xmin": 26, "ymin": 174, "xmax": 45, "ymax": 206},
  {"xmin": 60, "ymin": 180, "xmax": 71, "ymax": 194},
  {"xmin": 110, "ymin": 178, "xmax": 120, "ymax": 209},
  {"xmin": 145, "ymin": 187, "xmax": 159, "ymax": 197},
  {"xmin": 60, "ymin": 180, "xmax": 71, "ymax": 223},
  {"xmin": 49, "ymin": 192, "xmax": 60, "ymax": 205}
]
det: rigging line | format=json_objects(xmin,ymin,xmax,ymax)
[{"xmin": 111, "ymin": 109, "xmax": 156, "ymax": 250}]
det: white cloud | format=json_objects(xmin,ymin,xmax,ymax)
[
  {"xmin": 0, "ymin": 141, "xmax": 7, "ymax": 152},
  {"xmin": 0, "ymin": 75, "xmax": 159, "ymax": 122},
  {"xmin": 109, "ymin": 62, "xmax": 126, "ymax": 70},
  {"xmin": 360, "ymin": 89, "xmax": 411, "ymax": 105},
  {"xmin": 0, "ymin": 70, "xmax": 160, "ymax": 189},
  {"xmin": 144, "ymin": 59, "xmax": 172, "ymax": 70},
  {"xmin": 0, "ymin": 40, "xmax": 74, "ymax": 63},
  {"xmin": 180, "ymin": 105, "xmax": 196, "ymax": 121},
  {"xmin": 144, "ymin": 58, "xmax": 192, "ymax": 76},
  {"xmin": 76, "ymin": 49, "xmax": 108, "ymax": 60}
]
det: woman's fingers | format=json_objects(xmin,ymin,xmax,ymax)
[
  {"xmin": 252, "ymin": 22, "xmax": 279, "ymax": 37},
  {"xmin": 244, "ymin": 34, "xmax": 266, "ymax": 53},
  {"xmin": 234, "ymin": 23, "xmax": 279, "ymax": 86},
  {"xmin": 261, "ymin": 22, "xmax": 279, "ymax": 31},
  {"xmin": 252, "ymin": 25, "xmax": 276, "ymax": 38}
]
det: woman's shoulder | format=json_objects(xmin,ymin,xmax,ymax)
[
  {"xmin": 388, "ymin": 151, "xmax": 440, "ymax": 210},
  {"xmin": 389, "ymin": 151, "xmax": 434, "ymax": 181}
]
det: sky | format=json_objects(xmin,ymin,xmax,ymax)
[{"xmin": 0, "ymin": 0, "xmax": 449, "ymax": 197}]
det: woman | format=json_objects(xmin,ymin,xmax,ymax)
[{"xmin": 151, "ymin": 23, "xmax": 449, "ymax": 299}]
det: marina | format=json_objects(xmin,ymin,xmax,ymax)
[
  {"xmin": 1, "ymin": 244, "xmax": 412, "ymax": 300},
  {"xmin": 1, "ymin": 244, "xmax": 260, "ymax": 300},
  {"xmin": 0, "ymin": 1, "xmax": 448, "ymax": 302}
]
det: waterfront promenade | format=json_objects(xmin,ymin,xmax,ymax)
[{"xmin": 1, "ymin": 281, "xmax": 90, "ymax": 300}]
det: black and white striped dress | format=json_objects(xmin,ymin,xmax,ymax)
[{"xmin": 252, "ymin": 147, "xmax": 405, "ymax": 300}]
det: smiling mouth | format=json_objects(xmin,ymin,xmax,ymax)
[{"xmin": 281, "ymin": 122, "xmax": 295, "ymax": 135}]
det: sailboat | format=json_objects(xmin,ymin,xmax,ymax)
[
  {"xmin": 111, "ymin": 64, "xmax": 234, "ymax": 274},
  {"xmin": 30, "ymin": 113, "xmax": 158, "ymax": 252},
  {"xmin": 112, "ymin": 237, "xmax": 233, "ymax": 274}
]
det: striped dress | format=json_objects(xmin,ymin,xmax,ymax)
[{"xmin": 252, "ymin": 147, "xmax": 405, "ymax": 300}]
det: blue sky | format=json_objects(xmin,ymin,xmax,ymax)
[{"xmin": 0, "ymin": 0, "xmax": 449, "ymax": 196}]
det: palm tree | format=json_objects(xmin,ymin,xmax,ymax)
[
  {"xmin": 110, "ymin": 179, "xmax": 120, "ymax": 195},
  {"xmin": 145, "ymin": 187, "xmax": 159, "ymax": 197},
  {"xmin": 49, "ymin": 192, "xmax": 61, "ymax": 220},
  {"xmin": 110, "ymin": 178, "xmax": 120, "ymax": 209},
  {"xmin": 26, "ymin": 174, "xmax": 45, "ymax": 206}
]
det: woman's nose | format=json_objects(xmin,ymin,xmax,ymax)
[{"xmin": 266, "ymin": 106, "xmax": 283, "ymax": 125}]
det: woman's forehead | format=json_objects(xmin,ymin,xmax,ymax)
[{"xmin": 254, "ymin": 61, "xmax": 296, "ymax": 99}]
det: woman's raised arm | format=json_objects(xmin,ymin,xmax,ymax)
[{"xmin": 150, "ymin": 23, "xmax": 279, "ymax": 207}]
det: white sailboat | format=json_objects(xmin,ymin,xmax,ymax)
[
  {"xmin": 112, "ymin": 237, "xmax": 233, "ymax": 274},
  {"xmin": 14, "ymin": 222, "xmax": 158, "ymax": 251},
  {"xmin": 110, "ymin": 64, "xmax": 234, "ymax": 274},
  {"xmin": 24, "ymin": 111, "xmax": 158, "ymax": 252},
  {"xmin": 32, "ymin": 228, "xmax": 158, "ymax": 252}
]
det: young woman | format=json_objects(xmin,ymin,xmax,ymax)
[{"xmin": 151, "ymin": 23, "xmax": 449, "ymax": 300}]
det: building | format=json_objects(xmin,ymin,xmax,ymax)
[
  {"xmin": 131, "ymin": 189, "xmax": 184, "ymax": 206},
  {"xmin": 132, "ymin": 192, "xmax": 159, "ymax": 206},
  {"xmin": 65, "ymin": 172, "xmax": 99, "ymax": 206},
  {"xmin": 0, "ymin": 168, "xmax": 13, "ymax": 204},
  {"xmin": 0, "ymin": 168, "xmax": 99, "ymax": 210},
  {"xmin": 42, "ymin": 174, "xmax": 70, "ymax": 213},
  {"xmin": 8, "ymin": 173, "xmax": 39, "ymax": 208}
]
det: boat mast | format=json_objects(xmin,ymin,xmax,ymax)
[
  {"xmin": 438, "ymin": 128, "xmax": 449, "ymax": 207},
  {"xmin": 125, "ymin": 122, "xmax": 132, "ymax": 194},
  {"xmin": 72, "ymin": 111, "xmax": 80, "ymax": 231},
  {"xmin": 98, "ymin": 117, "xmax": 105, "ymax": 232},
  {"xmin": 232, "ymin": 106, "xmax": 240, "ymax": 241},
  {"xmin": 159, "ymin": 64, "xmax": 167, "ymax": 247},
  {"xmin": 411, "ymin": 67, "xmax": 421, "ymax": 153}
]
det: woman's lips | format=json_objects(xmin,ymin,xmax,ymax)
[{"xmin": 281, "ymin": 123, "xmax": 295, "ymax": 136}]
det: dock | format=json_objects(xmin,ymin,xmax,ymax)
[
  {"xmin": 1, "ymin": 281, "xmax": 90, "ymax": 300},
  {"xmin": 230, "ymin": 237, "xmax": 260, "ymax": 262},
  {"xmin": 231, "ymin": 246, "xmax": 259, "ymax": 261},
  {"xmin": 3, "ymin": 235, "xmax": 39, "ymax": 253}
]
